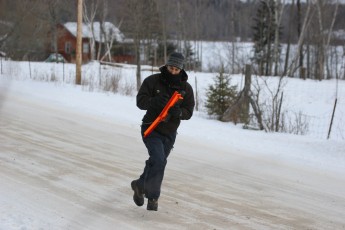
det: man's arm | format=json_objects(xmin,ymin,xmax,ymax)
[
  {"xmin": 180, "ymin": 85, "xmax": 195, "ymax": 120},
  {"xmin": 136, "ymin": 77, "xmax": 153, "ymax": 110}
]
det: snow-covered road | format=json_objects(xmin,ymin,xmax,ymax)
[{"xmin": 1, "ymin": 82, "xmax": 345, "ymax": 230}]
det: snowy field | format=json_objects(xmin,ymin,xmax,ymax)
[{"xmin": 0, "ymin": 60, "xmax": 345, "ymax": 229}]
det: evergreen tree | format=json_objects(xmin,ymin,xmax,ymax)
[
  {"xmin": 183, "ymin": 41, "xmax": 197, "ymax": 70},
  {"xmin": 205, "ymin": 68, "xmax": 238, "ymax": 120},
  {"xmin": 252, "ymin": 0, "xmax": 281, "ymax": 76}
]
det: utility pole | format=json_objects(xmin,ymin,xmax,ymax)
[{"xmin": 76, "ymin": 0, "xmax": 83, "ymax": 85}]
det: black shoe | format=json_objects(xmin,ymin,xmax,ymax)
[
  {"xmin": 147, "ymin": 199, "xmax": 158, "ymax": 211},
  {"xmin": 131, "ymin": 180, "xmax": 144, "ymax": 206}
]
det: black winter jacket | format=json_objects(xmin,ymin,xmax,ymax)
[{"xmin": 137, "ymin": 66, "xmax": 195, "ymax": 135}]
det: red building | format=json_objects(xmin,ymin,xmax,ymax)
[{"xmin": 49, "ymin": 22, "xmax": 134, "ymax": 64}]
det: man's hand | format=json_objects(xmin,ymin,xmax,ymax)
[{"xmin": 168, "ymin": 104, "xmax": 182, "ymax": 118}]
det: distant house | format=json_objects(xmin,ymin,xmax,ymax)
[{"xmin": 49, "ymin": 22, "xmax": 134, "ymax": 63}]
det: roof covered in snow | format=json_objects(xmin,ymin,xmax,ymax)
[{"xmin": 63, "ymin": 22, "xmax": 125, "ymax": 43}]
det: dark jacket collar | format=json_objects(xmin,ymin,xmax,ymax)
[
  {"xmin": 159, "ymin": 65, "xmax": 188, "ymax": 90},
  {"xmin": 159, "ymin": 65, "xmax": 188, "ymax": 82}
]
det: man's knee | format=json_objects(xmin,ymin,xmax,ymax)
[{"xmin": 149, "ymin": 158, "xmax": 167, "ymax": 170}]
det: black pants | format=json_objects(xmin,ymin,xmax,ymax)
[{"xmin": 138, "ymin": 126, "xmax": 176, "ymax": 200}]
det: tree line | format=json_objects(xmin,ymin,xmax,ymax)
[{"xmin": 0, "ymin": 0, "xmax": 344, "ymax": 80}]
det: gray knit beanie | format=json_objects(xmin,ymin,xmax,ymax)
[{"xmin": 166, "ymin": 52, "xmax": 185, "ymax": 69}]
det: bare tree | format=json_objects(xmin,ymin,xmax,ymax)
[
  {"xmin": 0, "ymin": 0, "xmax": 77, "ymax": 60},
  {"xmin": 287, "ymin": 0, "xmax": 314, "ymax": 77},
  {"xmin": 97, "ymin": 0, "xmax": 107, "ymax": 61},
  {"xmin": 283, "ymin": 0, "xmax": 294, "ymax": 76},
  {"xmin": 83, "ymin": 0, "xmax": 100, "ymax": 61},
  {"xmin": 155, "ymin": 0, "xmax": 169, "ymax": 64},
  {"xmin": 0, "ymin": 0, "xmax": 44, "ymax": 59},
  {"xmin": 124, "ymin": 0, "xmax": 161, "ymax": 90},
  {"xmin": 252, "ymin": 0, "xmax": 279, "ymax": 76},
  {"xmin": 45, "ymin": 1, "xmax": 76, "ymax": 57},
  {"xmin": 273, "ymin": 0, "xmax": 284, "ymax": 76},
  {"xmin": 297, "ymin": 0, "xmax": 305, "ymax": 78},
  {"xmin": 314, "ymin": 0, "xmax": 339, "ymax": 80},
  {"xmin": 193, "ymin": 0, "xmax": 203, "ymax": 70}
]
